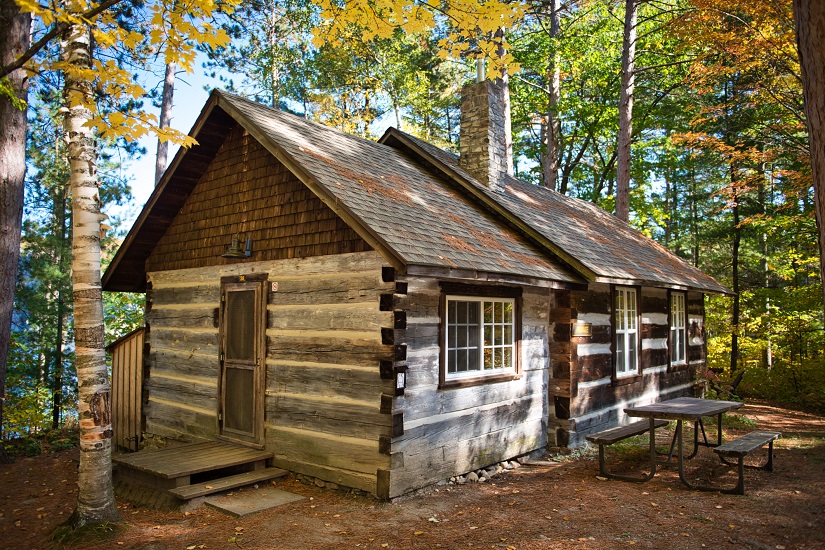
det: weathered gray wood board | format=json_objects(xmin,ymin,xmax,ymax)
[
  {"xmin": 144, "ymin": 251, "xmax": 394, "ymax": 495},
  {"xmin": 383, "ymin": 277, "xmax": 550, "ymax": 498},
  {"xmin": 110, "ymin": 328, "xmax": 145, "ymax": 451}
]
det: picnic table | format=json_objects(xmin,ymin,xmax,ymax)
[{"xmin": 622, "ymin": 396, "xmax": 778, "ymax": 494}]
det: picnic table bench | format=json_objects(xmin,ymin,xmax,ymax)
[
  {"xmin": 584, "ymin": 398, "xmax": 782, "ymax": 495},
  {"xmin": 586, "ymin": 419, "xmax": 669, "ymax": 482},
  {"xmin": 713, "ymin": 430, "xmax": 781, "ymax": 495}
]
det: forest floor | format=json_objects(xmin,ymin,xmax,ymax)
[{"xmin": 1, "ymin": 400, "xmax": 824, "ymax": 549}]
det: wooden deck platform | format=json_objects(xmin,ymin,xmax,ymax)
[{"xmin": 114, "ymin": 440, "xmax": 287, "ymax": 505}]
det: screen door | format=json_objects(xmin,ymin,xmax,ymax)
[{"xmin": 219, "ymin": 278, "xmax": 265, "ymax": 445}]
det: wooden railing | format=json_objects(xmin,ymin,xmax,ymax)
[{"xmin": 107, "ymin": 327, "xmax": 145, "ymax": 452}]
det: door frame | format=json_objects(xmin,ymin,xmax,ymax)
[{"xmin": 217, "ymin": 273, "xmax": 267, "ymax": 448}]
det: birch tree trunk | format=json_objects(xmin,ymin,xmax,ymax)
[
  {"xmin": 793, "ymin": 0, "xmax": 825, "ymax": 316},
  {"xmin": 154, "ymin": 61, "xmax": 175, "ymax": 186},
  {"xmin": 0, "ymin": 0, "xmax": 31, "ymax": 464},
  {"xmin": 542, "ymin": 0, "xmax": 561, "ymax": 191},
  {"xmin": 615, "ymin": 0, "xmax": 637, "ymax": 222},
  {"xmin": 63, "ymin": 22, "xmax": 120, "ymax": 527}
]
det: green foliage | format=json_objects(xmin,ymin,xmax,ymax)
[
  {"xmin": 0, "ymin": 76, "xmax": 27, "ymax": 109},
  {"xmin": 104, "ymin": 292, "xmax": 145, "ymax": 346},
  {"xmin": 2, "ymin": 373, "xmax": 51, "ymax": 441},
  {"xmin": 737, "ymin": 359, "xmax": 825, "ymax": 415}
]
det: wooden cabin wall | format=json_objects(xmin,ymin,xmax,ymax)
[
  {"xmin": 552, "ymin": 284, "xmax": 703, "ymax": 447},
  {"xmin": 144, "ymin": 251, "xmax": 395, "ymax": 496},
  {"xmin": 381, "ymin": 276, "xmax": 550, "ymax": 498}
]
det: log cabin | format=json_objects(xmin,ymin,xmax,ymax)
[{"xmin": 102, "ymin": 82, "xmax": 729, "ymax": 500}]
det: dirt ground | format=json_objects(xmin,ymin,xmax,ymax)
[{"xmin": 1, "ymin": 400, "xmax": 824, "ymax": 549}]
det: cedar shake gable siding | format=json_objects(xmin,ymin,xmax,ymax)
[{"xmin": 145, "ymin": 123, "xmax": 370, "ymax": 272}]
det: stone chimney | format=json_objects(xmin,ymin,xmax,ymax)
[{"xmin": 459, "ymin": 77, "xmax": 514, "ymax": 193}]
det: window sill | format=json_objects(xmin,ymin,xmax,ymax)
[
  {"xmin": 439, "ymin": 372, "xmax": 521, "ymax": 390},
  {"xmin": 612, "ymin": 373, "xmax": 641, "ymax": 387}
]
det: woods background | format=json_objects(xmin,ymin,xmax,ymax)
[{"xmin": 3, "ymin": 0, "xmax": 823, "ymax": 455}]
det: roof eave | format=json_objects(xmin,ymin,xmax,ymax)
[
  {"xmin": 102, "ymin": 91, "xmax": 228, "ymax": 293},
  {"xmin": 591, "ymin": 275, "xmax": 733, "ymax": 295}
]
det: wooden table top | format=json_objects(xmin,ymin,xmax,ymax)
[{"xmin": 624, "ymin": 397, "xmax": 743, "ymax": 421}]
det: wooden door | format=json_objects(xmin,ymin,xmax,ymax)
[{"xmin": 219, "ymin": 276, "xmax": 266, "ymax": 446}]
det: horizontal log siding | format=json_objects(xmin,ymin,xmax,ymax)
[
  {"xmin": 557, "ymin": 285, "xmax": 705, "ymax": 448},
  {"xmin": 144, "ymin": 251, "xmax": 394, "ymax": 496},
  {"xmin": 145, "ymin": 124, "xmax": 370, "ymax": 273},
  {"xmin": 384, "ymin": 277, "xmax": 549, "ymax": 498}
]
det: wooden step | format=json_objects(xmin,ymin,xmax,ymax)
[
  {"xmin": 114, "ymin": 441, "xmax": 274, "ymax": 478},
  {"xmin": 169, "ymin": 467, "xmax": 288, "ymax": 500}
]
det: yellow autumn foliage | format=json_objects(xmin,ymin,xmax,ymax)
[{"xmin": 14, "ymin": 0, "xmax": 522, "ymax": 147}]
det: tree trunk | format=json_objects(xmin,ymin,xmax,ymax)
[
  {"xmin": 690, "ymin": 169, "xmax": 699, "ymax": 267},
  {"xmin": 51, "ymin": 187, "xmax": 68, "ymax": 429},
  {"xmin": 0, "ymin": 0, "xmax": 31, "ymax": 464},
  {"xmin": 63, "ymin": 22, "xmax": 120, "ymax": 527},
  {"xmin": 154, "ymin": 61, "xmax": 175, "ymax": 186},
  {"xmin": 616, "ymin": 0, "xmax": 637, "ymax": 221},
  {"xmin": 730, "ymin": 173, "xmax": 741, "ymax": 376},
  {"xmin": 793, "ymin": 0, "xmax": 825, "ymax": 317},
  {"xmin": 542, "ymin": 0, "xmax": 561, "ymax": 191}
]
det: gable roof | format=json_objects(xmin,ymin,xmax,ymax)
[
  {"xmin": 103, "ymin": 91, "xmax": 579, "ymax": 292},
  {"xmin": 380, "ymin": 130, "xmax": 730, "ymax": 294}
]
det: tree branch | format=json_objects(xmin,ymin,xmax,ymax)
[{"xmin": 0, "ymin": 0, "xmax": 124, "ymax": 80}]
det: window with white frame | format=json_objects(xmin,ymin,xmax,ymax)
[
  {"xmin": 445, "ymin": 296, "xmax": 516, "ymax": 381},
  {"xmin": 614, "ymin": 287, "xmax": 638, "ymax": 377},
  {"xmin": 670, "ymin": 292, "xmax": 687, "ymax": 364}
]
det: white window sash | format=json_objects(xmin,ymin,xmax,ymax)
[
  {"xmin": 615, "ymin": 287, "xmax": 638, "ymax": 377},
  {"xmin": 445, "ymin": 296, "xmax": 515, "ymax": 380},
  {"xmin": 671, "ymin": 293, "xmax": 687, "ymax": 364}
]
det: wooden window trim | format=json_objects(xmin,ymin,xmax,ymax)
[
  {"xmin": 611, "ymin": 285, "xmax": 641, "ymax": 385},
  {"xmin": 438, "ymin": 283, "xmax": 523, "ymax": 390}
]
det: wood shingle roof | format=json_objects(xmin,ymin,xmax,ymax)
[{"xmin": 103, "ymin": 90, "xmax": 728, "ymax": 295}]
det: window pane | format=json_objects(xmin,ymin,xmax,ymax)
[
  {"xmin": 448, "ymin": 300, "xmax": 456, "ymax": 323},
  {"xmin": 226, "ymin": 290, "xmax": 255, "ymax": 361},
  {"xmin": 503, "ymin": 302, "xmax": 513, "ymax": 323},
  {"xmin": 494, "ymin": 301, "xmax": 502, "ymax": 323},
  {"xmin": 504, "ymin": 325, "xmax": 512, "ymax": 345},
  {"xmin": 484, "ymin": 325, "xmax": 492, "ymax": 347},
  {"xmin": 483, "ymin": 348, "xmax": 492, "ymax": 369},
  {"xmin": 457, "ymin": 325, "xmax": 467, "ymax": 348},
  {"xmin": 469, "ymin": 325, "xmax": 480, "ymax": 349},
  {"xmin": 484, "ymin": 302, "xmax": 493, "ymax": 323},
  {"xmin": 448, "ymin": 349, "xmax": 457, "ymax": 373},
  {"xmin": 457, "ymin": 349, "xmax": 467, "ymax": 372},
  {"xmin": 468, "ymin": 301, "xmax": 479, "ymax": 323},
  {"xmin": 224, "ymin": 368, "xmax": 254, "ymax": 433},
  {"xmin": 503, "ymin": 347, "xmax": 512, "ymax": 369},
  {"xmin": 469, "ymin": 348, "xmax": 480, "ymax": 371}
]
